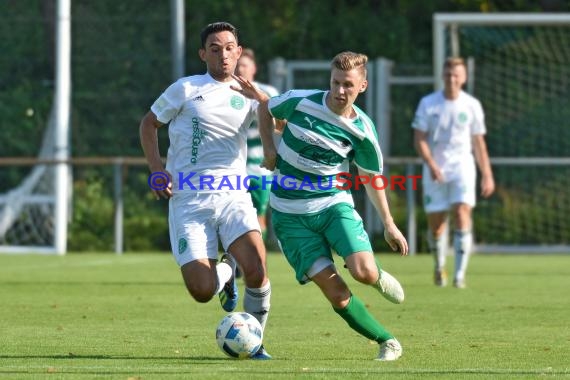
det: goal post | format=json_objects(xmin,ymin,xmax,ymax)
[
  {"xmin": 432, "ymin": 13, "xmax": 570, "ymax": 253},
  {"xmin": 433, "ymin": 13, "xmax": 570, "ymax": 90},
  {"xmin": 54, "ymin": 0, "xmax": 72, "ymax": 255}
]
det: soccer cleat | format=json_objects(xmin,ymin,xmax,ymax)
[
  {"xmin": 219, "ymin": 254, "xmax": 239, "ymax": 312},
  {"xmin": 250, "ymin": 344, "xmax": 272, "ymax": 360},
  {"xmin": 376, "ymin": 270, "xmax": 405, "ymax": 304},
  {"xmin": 453, "ymin": 278, "xmax": 466, "ymax": 289},
  {"xmin": 376, "ymin": 338, "xmax": 402, "ymax": 361},
  {"xmin": 434, "ymin": 269, "xmax": 448, "ymax": 287}
]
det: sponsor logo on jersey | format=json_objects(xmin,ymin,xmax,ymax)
[
  {"xmin": 178, "ymin": 237, "xmax": 188, "ymax": 254},
  {"xmin": 191, "ymin": 117, "xmax": 207, "ymax": 164},
  {"xmin": 192, "ymin": 95, "xmax": 205, "ymax": 102}
]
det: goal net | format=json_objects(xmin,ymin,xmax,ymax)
[
  {"xmin": 0, "ymin": 107, "xmax": 59, "ymax": 253},
  {"xmin": 433, "ymin": 13, "xmax": 570, "ymax": 252},
  {"xmin": 0, "ymin": 0, "xmax": 71, "ymax": 255}
]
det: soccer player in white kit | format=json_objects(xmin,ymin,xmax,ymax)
[
  {"xmin": 139, "ymin": 22, "xmax": 272, "ymax": 359},
  {"xmin": 412, "ymin": 57, "xmax": 495, "ymax": 288}
]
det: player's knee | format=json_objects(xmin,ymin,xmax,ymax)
[
  {"xmin": 241, "ymin": 266, "xmax": 266, "ymax": 287},
  {"xmin": 185, "ymin": 282, "xmax": 215, "ymax": 303},
  {"xmin": 351, "ymin": 266, "xmax": 378, "ymax": 285},
  {"xmin": 327, "ymin": 289, "xmax": 351, "ymax": 309},
  {"xmin": 239, "ymin": 260, "xmax": 267, "ymax": 285}
]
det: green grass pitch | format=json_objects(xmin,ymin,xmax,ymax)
[{"xmin": 0, "ymin": 252, "xmax": 568, "ymax": 379}]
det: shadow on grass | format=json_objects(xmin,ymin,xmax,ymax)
[{"xmin": 0, "ymin": 354, "xmax": 221, "ymax": 360}]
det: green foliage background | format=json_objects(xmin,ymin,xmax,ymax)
[{"xmin": 1, "ymin": 0, "xmax": 569, "ymax": 251}]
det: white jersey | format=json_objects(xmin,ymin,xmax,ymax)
[
  {"xmin": 151, "ymin": 73, "xmax": 257, "ymax": 193},
  {"xmin": 246, "ymin": 82, "xmax": 279, "ymax": 176},
  {"xmin": 412, "ymin": 90, "xmax": 485, "ymax": 180}
]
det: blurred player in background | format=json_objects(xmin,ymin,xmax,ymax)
[
  {"xmin": 234, "ymin": 51, "xmax": 408, "ymax": 361},
  {"xmin": 235, "ymin": 48, "xmax": 280, "ymax": 242},
  {"xmin": 139, "ymin": 22, "xmax": 272, "ymax": 359},
  {"xmin": 412, "ymin": 57, "xmax": 495, "ymax": 288}
]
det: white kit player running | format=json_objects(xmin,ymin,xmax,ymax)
[
  {"xmin": 412, "ymin": 57, "xmax": 495, "ymax": 288},
  {"xmin": 139, "ymin": 22, "xmax": 272, "ymax": 359}
]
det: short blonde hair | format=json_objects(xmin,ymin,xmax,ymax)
[
  {"xmin": 331, "ymin": 51, "xmax": 368, "ymax": 77},
  {"xmin": 443, "ymin": 57, "xmax": 466, "ymax": 70}
]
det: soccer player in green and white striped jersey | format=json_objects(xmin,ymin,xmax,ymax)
[{"xmin": 233, "ymin": 51, "xmax": 409, "ymax": 361}]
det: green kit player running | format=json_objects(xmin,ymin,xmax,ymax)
[{"xmin": 233, "ymin": 51, "xmax": 409, "ymax": 361}]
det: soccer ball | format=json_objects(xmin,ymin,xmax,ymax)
[{"xmin": 216, "ymin": 312, "xmax": 263, "ymax": 359}]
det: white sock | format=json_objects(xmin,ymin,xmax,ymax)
[
  {"xmin": 428, "ymin": 232, "xmax": 446, "ymax": 271},
  {"xmin": 244, "ymin": 280, "xmax": 271, "ymax": 331},
  {"xmin": 454, "ymin": 230, "xmax": 472, "ymax": 281},
  {"xmin": 215, "ymin": 262, "xmax": 232, "ymax": 295}
]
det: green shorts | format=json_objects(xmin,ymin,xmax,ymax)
[
  {"xmin": 248, "ymin": 176, "xmax": 271, "ymax": 215},
  {"xmin": 271, "ymin": 202, "xmax": 373, "ymax": 284}
]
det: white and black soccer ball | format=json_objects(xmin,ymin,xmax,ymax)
[{"xmin": 216, "ymin": 312, "xmax": 263, "ymax": 359}]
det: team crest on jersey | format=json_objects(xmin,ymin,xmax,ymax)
[
  {"xmin": 458, "ymin": 112, "xmax": 468, "ymax": 123},
  {"xmin": 178, "ymin": 238, "xmax": 188, "ymax": 254},
  {"xmin": 230, "ymin": 95, "xmax": 245, "ymax": 110}
]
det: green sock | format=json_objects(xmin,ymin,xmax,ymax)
[{"xmin": 333, "ymin": 294, "xmax": 393, "ymax": 343}]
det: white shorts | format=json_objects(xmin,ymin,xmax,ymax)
[
  {"xmin": 422, "ymin": 161, "xmax": 476, "ymax": 213},
  {"xmin": 168, "ymin": 191, "xmax": 261, "ymax": 266}
]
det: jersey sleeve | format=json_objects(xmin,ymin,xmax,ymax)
[
  {"xmin": 470, "ymin": 98, "xmax": 486, "ymax": 135},
  {"xmin": 411, "ymin": 97, "xmax": 429, "ymax": 132},
  {"xmin": 267, "ymin": 90, "xmax": 316, "ymax": 120},
  {"xmin": 150, "ymin": 80, "xmax": 185, "ymax": 124},
  {"xmin": 353, "ymin": 111, "xmax": 384, "ymax": 174}
]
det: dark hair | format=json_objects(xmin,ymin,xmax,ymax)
[{"xmin": 200, "ymin": 22, "xmax": 238, "ymax": 48}]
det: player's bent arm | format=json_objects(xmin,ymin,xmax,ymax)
[
  {"xmin": 472, "ymin": 134, "xmax": 495, "ymax": 197},
  {"xmin": 139, "ymin": 111, "xmax": 165, "ymax": 173},
  {"xmin": 139, "ymin": 111, "xmax": 172, "ymax": 199},
  {"xmin": 257, "ymin": 100, "xmax": 278, "ymax": 171},
  {"xmin": 358, "ymin": 168, "xmax": 409, "ymax": 255}
]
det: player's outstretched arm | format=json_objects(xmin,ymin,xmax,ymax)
[
  {"xmin": 257, "ymin": 101, "xmax": 277, "ymax": 171},
  {"xmin": 358, "ymin": 168, "xmax": 409, "ymax": 256},
  {"xmin": 230, "ymin": 74, "xmax": 269, "ymax": 103},
  {"xmin": 231, "ymin": 74, "xmax": 276, "ymax": 170}
]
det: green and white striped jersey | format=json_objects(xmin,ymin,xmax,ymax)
[{"xmin": 267, "ymin": 89, "xmax": 383, "ymax": 214}]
